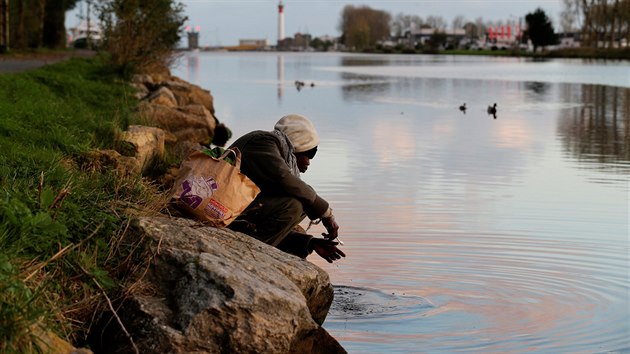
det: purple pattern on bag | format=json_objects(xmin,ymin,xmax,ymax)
[
  {"xmin": 179, "ymin": 176, "xmax": 220, "ymax": 210},
  {"xmin": 180, "ymin": 180, "xmax": 203, "ymax": 208}
]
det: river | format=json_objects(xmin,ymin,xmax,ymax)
[{"xmin": 171, "ymin": 52, "xmax": 629, "ymax": 353}]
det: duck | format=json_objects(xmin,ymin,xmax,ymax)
[
  {"xmin": 294, "ymin": 80, "xmax": 305, "ymax": 91},
  {"xmin": 459, "ymin": 103, "xmax": 466, "ymax": 114},
  {"xmin": 487, "ymin": 103, "xmax": 497, "ymax": 115}
]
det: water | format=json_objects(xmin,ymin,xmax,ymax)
[{"xmin": 171, "ymin": 52, "xmax": 630, "ymax": 353}]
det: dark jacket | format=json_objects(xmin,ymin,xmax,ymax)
[{"xmin": 229, "ymin": 130, "xmax": 329, "ymax": 220}]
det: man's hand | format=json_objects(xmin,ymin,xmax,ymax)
[
  {"xmin": 310, "ymin": 238, "xmax": 346, "ymax": 263},
  {"xmin": 321, "ymin": 214, "xmax": 339, "ymax": 240}
]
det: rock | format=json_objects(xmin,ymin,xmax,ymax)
[
  {"xmin": 162, "ymin": 79, "xmax": 215, "ymax": 114},
  {"xmin": 119, "ymin": 125, "xmax": 166, "ymax": 174},
  {"xmin": 91, "ymin": 217, "xmax": 346, "ymax": 354},
  {"xmin": 129, "ymin": 82, "xmax": 149, "ymax": 100},
  {"xmin": 131, "ymin": 74, "xmax": 154, "ymax": 87},
  {"xmin": 146, "ymin": 86, "xmax": 178, "ymax": 108},
  {"xmin": 138, "ymin": 103, "xmax": 214, "ymax": 145},
  {"xmin": 80, "ymin": 149, "xmax": 140, "ymax": 177}
]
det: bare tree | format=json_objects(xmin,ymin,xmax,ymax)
[
  {"xmin": 463, "ymin": 22, "xmax": 478, "ymax": 41},
  {"xmin": 426, "ymin": 15, "xmax": 447, "ymax": 30},
  {"xmin": 452, "ymin": 15, "xmax": 466, "ymax": 31},
  {"xmin": 474, "ymin": 17, "xmax": 486, "ymax": 37},
  {"xmin": 391, "ymin": 13, "xmax": 423, "ymax": 37}
]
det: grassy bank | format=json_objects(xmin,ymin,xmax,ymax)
[{"xmin": 0, "ymin": 55, "xmax": 164, "ymax": 352}]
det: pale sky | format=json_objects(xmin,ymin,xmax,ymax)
[{"xmin": 66, "ymin": 0, "xmax": 564, "ymax": 47}]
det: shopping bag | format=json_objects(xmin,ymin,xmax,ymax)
[{"xmin": 171, "ymin": 147, "xmax": 260, "ymax": 227}]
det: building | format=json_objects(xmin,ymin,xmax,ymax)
[
  {"xmin": 187, "ymin": 32, "xmax": 199, "ymax": 50},
  {"xmin": 404, "ymin": 28, "xmax": 466, "ymax": 47},
  {"xmin": 68, "ymin": 20, "xmax": 102, "ymax": 48}
]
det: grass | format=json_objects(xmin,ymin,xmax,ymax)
[{"xmin": 0, "ymin": 54, "xmax": 168, "ymax": 352}]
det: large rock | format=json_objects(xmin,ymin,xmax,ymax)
[
  {"xmin": 138, "ymin": 102, "xmax": 215, "ymax": 145},
  {"xmin": 92, "ymin": 217, "xmax": 346, "ymax": 354},
  {"xmin": 146, "ymin": 86, "xmax": 178, "ymax": 108},
  {"xmin": 162, "ymin": 78, "xmax": 215, "ymax": 115},
  {"xmin": 119, "ymin": 125, "xmax": 166, "ymax": 173}
]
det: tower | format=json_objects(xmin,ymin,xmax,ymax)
[{"xmin": 277, "ymin": 0, "xmax": 285, "ymax": 45}]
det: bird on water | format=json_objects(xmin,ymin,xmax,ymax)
[
  {"xmin": 487, "ymin": 103, "xmax": 497, "ymax": 115},
  {"xmin": 487, "ymin": 103, "xmax": 497, "ymax": 119}
]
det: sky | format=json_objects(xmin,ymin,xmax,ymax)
[{"xmin": 66, "ymin": 0, "xmax": 564, "ymax": 47}]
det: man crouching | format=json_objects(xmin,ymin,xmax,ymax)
[{"xmin": 228, "ymin": 114, "xmax": 345, "ymax": 263}]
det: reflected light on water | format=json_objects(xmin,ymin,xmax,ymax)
[{"xmin": 173, "ymin": 52, "xmax": 630, "ymax": 354}]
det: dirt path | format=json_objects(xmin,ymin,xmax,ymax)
[{"xmin": 0, "ymin": 50, "xmax": 97, "ymax": 73}]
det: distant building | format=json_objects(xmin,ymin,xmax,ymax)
[
  {"xmin": 277, "ymin": 32, "xmax": 311, "ymax": 51},
  {"xmin": 404, "ymin": 28, "xmax": 466, "ymax": 47},
  {"xmin": 68, "ymin": 20, "xmax": 102, "ymax": 43},
  {"xmin": 239, "ymin": 39, "xmax": 268, "ymax": 47},
  {"xmin": 558, "ymin": 32, "xmax": 581, "ymax": 48},
  {"xmin": 187, "ymin": 32, "xmax": 199, "ymax": 50}
]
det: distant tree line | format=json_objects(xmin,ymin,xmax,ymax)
[
  {"xmin": 561, "ymin": 0, "xmax": 630, "ymax": 48},
  {"xmin": 338, "ymin": 2, "xmax": 628, "ymax": 52},
  {"xmin": 8, "ymin": 0, "xmax": 79, "ymax": 49}
]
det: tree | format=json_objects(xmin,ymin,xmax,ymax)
[
  {"xmin": 560, "ymin": 0, "xmax": 581, "ymax": 33},
  {"xmin": 7, "ymin": 0, "xmax": 78, "ymax": 49},
  {"xmin": 463, "ymin": 22, "xmax": 478, "ymax": 42},
  {"xmin": 391, "ymin": 13, "xmax": 423, "ymax": 37},
  {"xmin": 43, "ymin": 0, "xmax": 80, "ymax": 48},
  {"xmin": 96, "ymin": 0, "xmax": 187, "ymax": 75},
  {"xmin": 525, "ymin": 8, "xmax": 559, "ymax": 52},
  {"xmin": 338, "ymin": 5, "xmax": 391, "ymax": 51},
  {"xmin": 452, "ymin": 15, "xmax": 467, "ymax": 31},
  {"xmin": 426, "ymin": 15, "xmax": 447, "ymax": 30},
  {"xmin": 310, "ymin": 37, "xmax": 333, "ymax": 51},
  {"xmin": 428, "ymin": 30, "xmax": 447, "ymax": 49}
]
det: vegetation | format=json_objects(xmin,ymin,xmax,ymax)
[
  {"xmin": 0, "ymin": 54, "xmax": 168, "ymax": 353},
  {"xmin": 338, "ymin": 5, "xmax": 391, "ymax": 52},
  {"xmin": 334, "ymin": 1, "xmax": 628, "ymax": 58},
  {"xmin": 525, "ymin": 8, "xmax": 559, "ymax": 52},
  {"xmin": 3, "ymin": 0, "xmax": 187, "ymax": 75},
  {"xmin": 561, "ymin": 0, "xmax": 630, "ymax": 48},
  {"xmin": 7, "ymin": 0, "xmax": 79, "ymax": 49},
  {"xmin": 96, "ymin": 0, "xmax": 187, "ymax": 76}
]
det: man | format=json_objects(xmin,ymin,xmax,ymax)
[{"xmin": 228, "ymin": 114, "xmax": 345, "ymax": 263}]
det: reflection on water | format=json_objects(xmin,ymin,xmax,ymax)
[
  {"xmin": 524, "ymin": 81, "xmax": 550, "ymax": 95},
  {"xmin": 558, "ymin": 84, "xmax": 630, "ymax": 170},
  {"xmin": 171, "ymin": 53, "xmax": 630, "ymax": 353},
  {"xmin": 277, "ymin": 55, "xmax": 284, "ymax": 101}
]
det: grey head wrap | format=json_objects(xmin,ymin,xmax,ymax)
[{"xmin": 272, "ymin": 129, "xmax": 300, "ymax": 177}]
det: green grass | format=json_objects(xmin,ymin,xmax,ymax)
[{"xmin": 0, "ymin": 54, "xmax": 164, "ymax": 352}]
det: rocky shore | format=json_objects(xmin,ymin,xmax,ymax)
[{"xmin": 83, "ymin": 67, "xmax": 347, "ymax": 353}]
